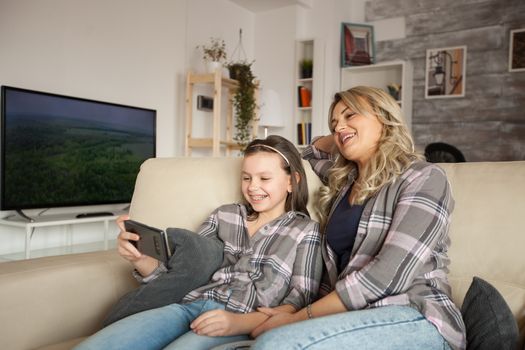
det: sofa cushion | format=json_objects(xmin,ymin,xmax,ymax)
[
  {"xmin": 102, "ymin": 228, "xmax": 224, "ymax": 326},
  {"xmin": 461, "ymin": 276, "xmax": 519, "ymax": 350}
]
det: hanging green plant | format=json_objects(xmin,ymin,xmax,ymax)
[
  {"xmin": 228, "ymin": 60, "xmax": 258, "ymax": 148},
  {"xmin": 227, "ymin": 29, "xmax": 258, "ymax": 149}
]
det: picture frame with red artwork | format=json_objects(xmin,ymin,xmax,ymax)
[{"xmin": 341, "ymin": 22, "xmax": 375, "ymax": 67}]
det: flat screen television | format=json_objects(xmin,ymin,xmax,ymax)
[{"xmin": 1, "ymin": 86, "xmax": 156, "ymax": 212}]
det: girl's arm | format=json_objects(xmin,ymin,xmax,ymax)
[
  {"xmin": 121, "ymin": 206, "xmax": 222, "ymax": 280},
  {"xmin": 194, "ymin": 207, "xmax": 221, "ymax": 238},
  {"xmin": 191, "ymin": 304, "xmax": 296, "ymax": 337},
  {"xmin": 252, "ymin": 291, "xmax": 347, "ymax": 337}
]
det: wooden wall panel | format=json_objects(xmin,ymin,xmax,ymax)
[{"xmin": 366, "ymin": 0, "xmax": 525, "ymax": 161}]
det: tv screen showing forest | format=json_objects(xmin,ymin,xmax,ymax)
[{"xmin": 1, "ymin": 86, "xmax": 156, "ymax": 210}]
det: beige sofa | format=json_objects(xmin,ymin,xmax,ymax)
[{"xmin": 0, "ymin": 158, "xmax": 524, "ymax": 350}]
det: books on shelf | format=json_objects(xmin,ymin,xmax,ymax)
[
  {"xmin": 296, "ymin": 122, "xmax": 312, "ymax": 145},
  {"xmin": 297, "ymin": 86, "xmax": 311, "ymax": 108}
]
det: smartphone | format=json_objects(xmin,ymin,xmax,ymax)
[{"xmin": 124, "ymin": 220, "xmax": 171, "ymax": 266}]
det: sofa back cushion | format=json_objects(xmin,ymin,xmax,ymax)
[
  {"xmin": 439, "ymin": 161, "xmax": 525, "ymax": 345},
  {"xmin": 129, "ymin": 157, "xmax": 323, "ymax": 229},
  {"xmin": 130, "ymin": 158, "xmax": 525, "ymax": 344}
]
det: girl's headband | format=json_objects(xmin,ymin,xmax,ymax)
[{"xmin": 248, "ymin": 144, "xmax": 290, "ymax": 166}]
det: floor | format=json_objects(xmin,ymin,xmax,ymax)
[{"xmin": 0, "ymin": 239, "xmax": 117, "ymax": 262}]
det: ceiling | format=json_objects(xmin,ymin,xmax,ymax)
[{"xmin": 229, "ymin": 0, "xmax": 310, "ymax": 13}]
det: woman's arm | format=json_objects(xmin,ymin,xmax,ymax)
[
  {"xmin": 251, "ymin": 291, "xmax": 347, "ymax": 337},
  {"xmin": 191, "ymin": 304, "xmax": 296, "ymax": 337},
  {"xmin": 276, "ymin": 222, "xmax": 323, "ymax": 309},
  {"xmin": 312, "ymin": 135, "xmax": 336, "ymax": 153},
  {"xmin": 301, "ymin": 135, "xmax": 336, "ymax": 185}
]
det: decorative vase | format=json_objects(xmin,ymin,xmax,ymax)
[{"xmin": 207, "ymin": 61, "xmax": 222, "ymax": 74}]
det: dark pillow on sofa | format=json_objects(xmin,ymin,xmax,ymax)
[
  {"xmin": 460, "ymin": 276, "xmax": 519, "ymax": 350},
  {"xmin": 102, "ymin": 227, "xmax": 224, "ymax": 327}
]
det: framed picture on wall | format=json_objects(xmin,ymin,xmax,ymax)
[
  {"xmin": 341, "ymin": 23, "xmax": 375, "ymax": 67},
  {"xmin": 509, "ymin": 28, "xmax": 525, "ymax": 72},
  {"xmin": 425, "ymin": 46, "xmax": 467, "ymax": 99}
]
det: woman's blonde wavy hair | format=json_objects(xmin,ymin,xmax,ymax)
[{"xmin": 316, "ymin": 86, "xmax": 423, "ymax": 229}]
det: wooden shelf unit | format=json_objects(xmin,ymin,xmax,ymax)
[{"xmin": 185, "ymin": 70, "xmax": 258, "ymax": 156}]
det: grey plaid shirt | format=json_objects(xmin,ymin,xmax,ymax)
[
  {"xmin": 182, "ymin": 204, "xmax": 323, "ymax": 314},
  {"xmin": 303, "ymin": 144, "xmax": 466, "ymax": 350}
]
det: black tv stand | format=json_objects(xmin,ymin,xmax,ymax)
[{"xmin": 75, "ymin": 211, "xmax": 114, "ymax": 219}]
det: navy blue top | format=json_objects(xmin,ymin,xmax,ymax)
[{"xmin": 326, "ymin": 188, "xmax": 366, "ymax": 273}]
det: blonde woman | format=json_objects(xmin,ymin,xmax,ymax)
[{"xmin": 243, "ymin": 87, "xmax": 466, "ymax": 350}]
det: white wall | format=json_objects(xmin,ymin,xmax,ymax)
[
  {"xmin": 253, "ymin": 5, "xmax": 296, "ymax": 139},
  {"xmin": 0, "ymin": 0, "xmax": 254, "ymax": 255},
  {"xmin": 0, "ymin": 0, "xmax": 405, "ymax": 256},
  {"xmin": 0, "ymin": 0, "xmax": 187, "ymax": 157},
  {"xmin": 184, "ymin": 0, "xmax": 256, "ymax": 156}
]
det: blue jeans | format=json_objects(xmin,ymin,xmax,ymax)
[
  {"xmin": 74, "ymin": 299, "xmax": 250, "ymax": 350},
  {"xmin": 213, "ymin": 306, "xmax": 451, "ymax": 350}
]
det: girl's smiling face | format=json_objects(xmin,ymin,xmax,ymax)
[
  {"xmin": 330, "ymin": 100, "xmax": 383, "ymax": 169},
  {"xmin": 241, "ymin": 152, "xmax": 292, "ymax": 220}
]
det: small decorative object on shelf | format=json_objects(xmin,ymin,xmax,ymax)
[
  {"xmin": 297, "ymin": 86, "xmax": 311, "ymax": 108},
  {"xmin": 387, "ymin": 83, "xmax": 401, "ymax": 101},
  {"xmin": 300, "ymin": 59, "xmax": 313, "ymax": 79},
  {"xmin": 197, "ymin": 37, "xmax": 227, "ymax": 73},
  {"xmin": 296, "ymin": 122, "xmax": 312, "ymax": 145},
  {"xmin": 295, "ymin": 39, "xmax": 316, "ymax": 147}
]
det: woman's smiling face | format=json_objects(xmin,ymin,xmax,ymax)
[{"xmin": 330, "ymin": 100, "xmax": 383, "ymax": 169}]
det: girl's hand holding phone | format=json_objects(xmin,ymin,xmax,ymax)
[
  {"xmin": 116, "ymin": 215, "xmax": 161, "ymax": 277},
  {"xmin": 116, "ymin": 214, "xmax": 142, "ymax": 262}
]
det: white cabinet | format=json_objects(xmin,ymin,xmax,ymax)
[
  {"xmin": 340, "ymin": 60, "xmax": 413, "ymax": 130},
  {"xmin": 0, "ymin": 213, "xmax": 123, "ymax": 259},
  {"xmin": 294, "ymin": 39, "xmax": 324, "ymax": 146}
]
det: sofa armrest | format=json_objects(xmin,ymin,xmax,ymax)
[{"xmin": 0, "ymin": 250, "xmax": 137, "ymax": 350}]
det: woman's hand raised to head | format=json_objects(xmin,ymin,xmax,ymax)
[{"xmin": 313, "ymin": 135, "xmax": 337, "ymax": 154}]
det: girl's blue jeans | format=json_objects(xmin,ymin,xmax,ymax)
[
  {"xmin": 213, "ymin": 305, "xmax": 452, "ymax": 350},
  {"xmin": 73, "ymin": 299, "xmax": 250, "ymax": 350}
]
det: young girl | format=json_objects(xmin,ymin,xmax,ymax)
[{"xmin": 74, "ymin": 135, "xmax": 323, "ymax": 350}]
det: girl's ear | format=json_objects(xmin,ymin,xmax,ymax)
[
  {"xmin": 294, "ymin": 171, "xmax": 301, "ymax": 184},
  {"xmin": 288, "ymin": 171, "xmax": 300, "ymax": 193}
]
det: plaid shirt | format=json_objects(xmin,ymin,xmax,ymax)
[
  {"xmin": 303, "ymin": 144, "xmax": 466, "ymax": 350},
  {"xmin": 182, "ymin": 204, "xmax": 323, "ymax": 314}
]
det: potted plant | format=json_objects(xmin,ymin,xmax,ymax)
[
  {"xmin": 300, "ymin": 59, "xmax": 313, "ymax": 79},
  {"xmin": 226, "ymin": 60, "xmax": 258, "ymax": 148},
  {"xmin": 197, "ymin": 37, "xmax": 227, "ymax": 73}
]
